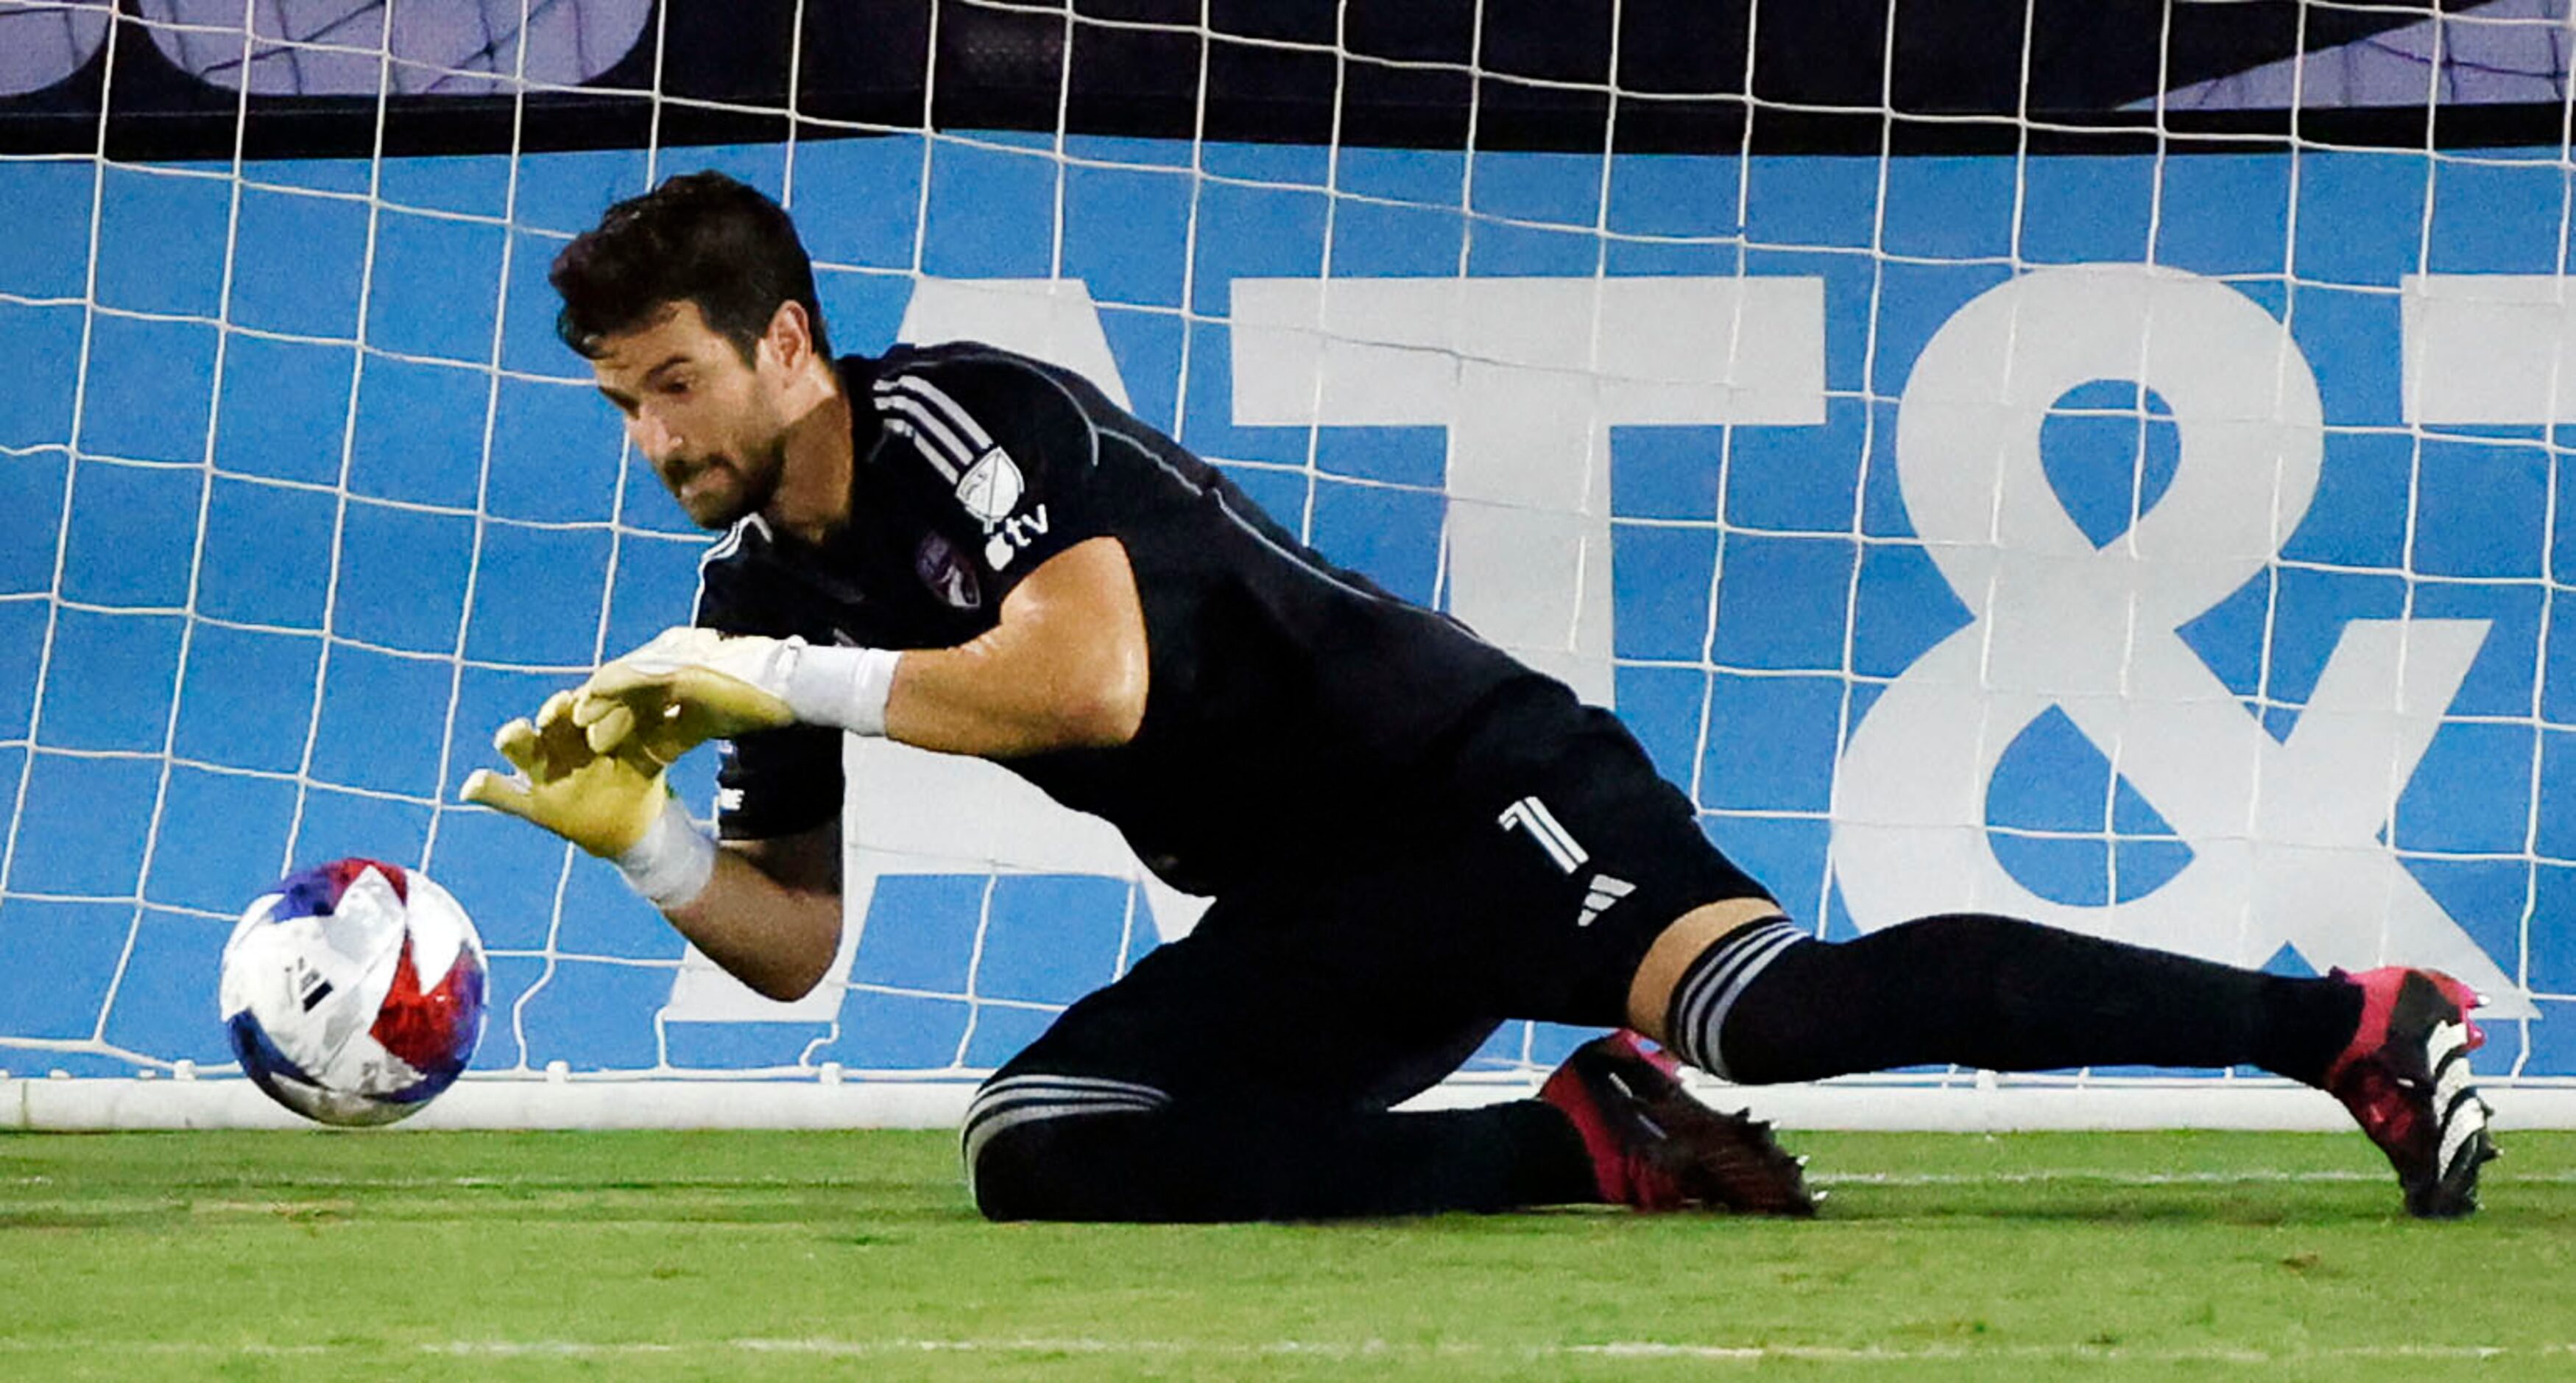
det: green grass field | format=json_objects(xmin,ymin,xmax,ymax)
[{"xmin": 5, "ymin": 1128, "xmax": 2575, "ymax": 1380}]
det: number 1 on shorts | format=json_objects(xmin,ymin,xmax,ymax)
[{"xmin": 1498, "ymin": 795, "xmax": 1588, "ymax": 874}]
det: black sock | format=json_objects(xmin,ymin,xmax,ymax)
[
  {"xmin": 968, "ymin": 1099, "xmax": 1598, "ymax": 1222},
  {"xmin": 1667, "ymin": 912, "xmax": 2363, "ymax": 1087}
]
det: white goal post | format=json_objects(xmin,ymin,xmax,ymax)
[{"xmin": 4, "ymin": 0, "xmax": 2575, "ymax": 1130}]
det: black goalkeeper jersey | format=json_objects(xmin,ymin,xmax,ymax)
[{"xmin": 693, "ymin": 344, "xmax": 1539, "ymax": 895}]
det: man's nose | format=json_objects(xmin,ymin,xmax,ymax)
[{"xmin": 630, "ymin": 410, "xmax": 681, "ymax": 461}]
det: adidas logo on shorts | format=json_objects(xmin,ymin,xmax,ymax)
[{"xmin": 1577, "ymin": 873, "xmax": 1635, "ymax": 927}]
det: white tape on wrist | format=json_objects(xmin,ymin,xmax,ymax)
[
  {"xmin": 780, "ymin": 642, "xmax": 904, "ymax": 736},
  {"xmin": 615, "ymin": 795, "xmax": 719, "ymax": 909}
]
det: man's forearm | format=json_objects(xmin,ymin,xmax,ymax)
[{"xmin": 659, "ymin": 846, "xmax": 844, "ymax": 1002}]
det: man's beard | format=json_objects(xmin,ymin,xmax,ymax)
[{"xmin": 677, "ymin": 435, "xmax": 786, "ymax": 529}]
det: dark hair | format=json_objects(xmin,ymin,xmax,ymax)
[{"xmin": 550, "ymin": 170, "xmax": 830, "ymax": 363}]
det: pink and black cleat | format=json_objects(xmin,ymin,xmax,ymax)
[
  {"xmin": 1539, "ymin": 1030, "xmax": 1815, "ymax": 1217},
  {"xmin": 2324, "ymin": 967, "xmax": 2497, "ymax": 1220}
]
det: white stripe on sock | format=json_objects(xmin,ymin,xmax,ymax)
[{"xmin": 1672, "ymin": 921, "xmax": 1806, "ymax": 1080}]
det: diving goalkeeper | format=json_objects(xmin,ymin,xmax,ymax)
[{"xmin": 464, "ymin": 171, "xmax": 2496, "ymax": 1221}]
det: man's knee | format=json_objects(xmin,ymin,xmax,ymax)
[
  {"xmin": 961, "ymin": 1072, "xmax": 1173, "ymax": 1221},
  {"xmin": 963, "ymin": 1115, "xmax": 1059, "ymax": 1221}
]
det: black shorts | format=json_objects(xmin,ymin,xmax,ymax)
[{"xmin": 975, "ymin": 680, "xmax": 1771, "ymax": 1118}]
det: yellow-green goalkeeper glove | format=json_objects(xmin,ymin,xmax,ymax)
[
  {"xmin": 571, "ymin": 626, "xmax": 902, "ymax": 759},
  {"xmin": 459, "ymin": 690, "xmax": 668, "ymax": 858},
  {"xmin": 461, "ymin": 691, "xmax": 719, "ymax": 908},
  {"xmin": 571, "ymin": 627, "xmax": 798, "ymax": 759}
]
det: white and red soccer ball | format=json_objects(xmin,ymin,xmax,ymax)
[{"xmin": 219, "ymin": 859, "xmax": 487, "ymax": 1127}]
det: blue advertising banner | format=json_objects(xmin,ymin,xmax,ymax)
[{"xmin": 2, "ymin": 133, "xmax": 2570, "ymax": 1083}]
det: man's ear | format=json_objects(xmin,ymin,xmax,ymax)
[{"xmin": 763, "ymin": 299, "xmax": 815, "ymax": 372}]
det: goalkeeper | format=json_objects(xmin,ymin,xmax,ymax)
[{"xmin": 466, "ymin": 171, "xmax": 2495, "ymax": 1221}]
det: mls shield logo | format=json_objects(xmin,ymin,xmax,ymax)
[
  {"xmin": 956, "ymin": 450, "xmax": 1026, "ymax": 526},
  {"xmin": 915, "ymin": 531, "xmax": 982, "ymax": 610}
]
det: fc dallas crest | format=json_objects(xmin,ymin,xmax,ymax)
[{"xmin": 915, "ymin": 531, "xmax": 983, "ymax": 610}]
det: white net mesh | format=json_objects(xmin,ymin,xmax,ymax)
[{"xmin": 3, "ymin": 0, "xmax": 2573, "ymax": 1122}]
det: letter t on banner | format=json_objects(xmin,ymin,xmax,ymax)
[{"xmin": 1229, "ymin": 278, "xmax": 1825, "ymax": 706}]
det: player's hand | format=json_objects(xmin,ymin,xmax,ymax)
[
  {"xmin": 459, "ymin": 691, "xmax": 669, "ymax": 858},
  {"xmin": 571, "ymin": 627, "xmax": 800, "ymax": 759}
]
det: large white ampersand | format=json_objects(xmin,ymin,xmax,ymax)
[{"xmin": 1832, "ymin": 264, "xmax": 2527, "ymax": 1016}]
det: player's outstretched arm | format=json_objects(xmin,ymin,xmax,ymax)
[
  {"xmin": 880, "ymin": 534, "xmax": 1148, "ymax": 756},
  {"xmin": 462, "ymin": 696, "xmax": 842, "ymax": 1002},
  {"xmin": 576, "ymin": 535, "xmax": 1148, "ymax": 762}
]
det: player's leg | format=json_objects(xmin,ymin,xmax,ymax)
[
  {"xmin": 1628, "ymin": 904, "xmax": 2360, "ymax": 1087},
  {"xmin": 1451, "ymin": 679, "xmax": 2494, "ymax": 1217},
  {"xmin": 962, "ymin": 918, "xmax": 1601, "ymax": 1222},
  {"xmin": 1628, "ymin": 907, "xmax": 2495, "ymax": 1217},
  {"xmin": 968, "ymin": 1086, "xmax": 1596, "ymax": 1222}
]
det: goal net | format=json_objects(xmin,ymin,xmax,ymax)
[{"xmin": 4, "ymin": 0, "xmax": 2574, "ymax": 1129}]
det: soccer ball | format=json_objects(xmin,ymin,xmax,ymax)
[{"xmin": 219, "ymin": 859, "xmax": 487, "ymax": 1127}]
